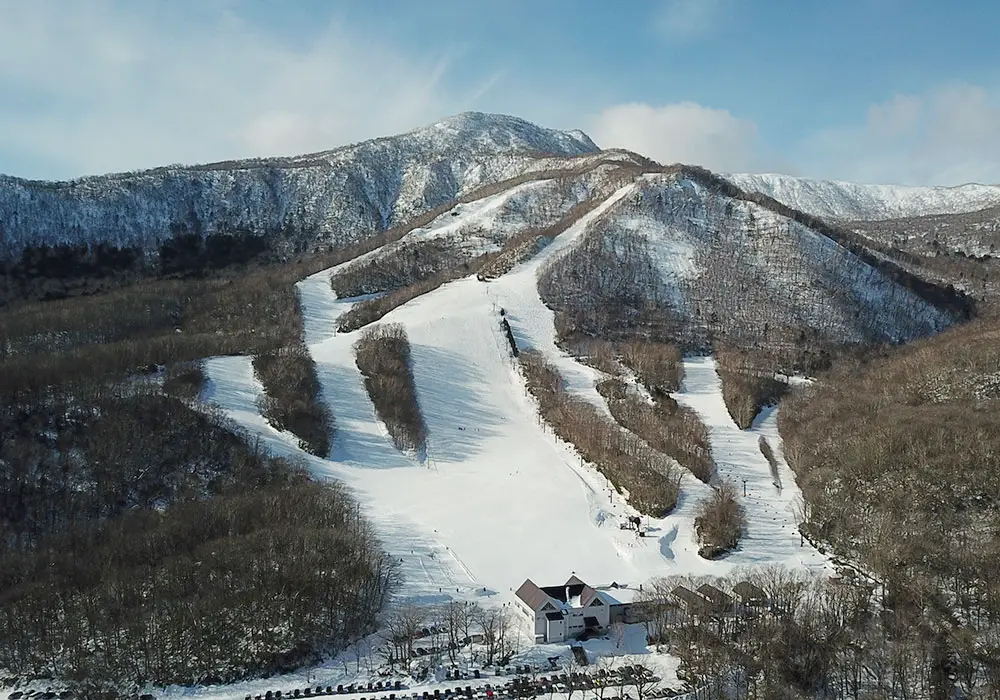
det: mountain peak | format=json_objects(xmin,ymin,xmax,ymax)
[{"xmin": 423, "ymin": 111, "xmax": 598, "ymax": 156}]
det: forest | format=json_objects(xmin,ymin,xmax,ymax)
[{"xmin": 0, "ymin": 251, "xmax": 388, "ymax": 695}]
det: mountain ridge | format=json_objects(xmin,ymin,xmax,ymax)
[
  {"xmin": 727, "ymin": 171, "xmax": 1000, "ymax": 220},
  {"xmin": 0, "ymin": 112, "xmax": 598, "ymax": 259},
  {"xmin": 4, "ymin": 112, "xmax": 1000, "ymax": 263}
]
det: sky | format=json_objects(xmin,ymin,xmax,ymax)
[{"xmin": 1, "ymin": 0, "xmax": 999, "ymax": 185}]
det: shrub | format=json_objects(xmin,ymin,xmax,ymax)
[
  {"xmin": 354, "ymin": 324, "xmax": 427, "ymax": 454},
  {"xmin": 694, "ymin": 481, "xmax": 745, "ymax": 558},
  {"xmin": 253, "ymin": 342, "xmax": 333, "ymax": 457}
]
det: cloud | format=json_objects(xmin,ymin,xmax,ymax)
[
  {"xmin": 589, "ymin": 102, "xmax": 762, "ymax": 172},
  {"xmin": 654, "ymin": 0, "xmax": 727, "ymax": 40},
  {"xmin": 0, "ymin": 1, "xmax": 489, "ymax": 179},
  {"xmin": 801, "ymin": 84, "xmax": 1000, "ymax": 185}
]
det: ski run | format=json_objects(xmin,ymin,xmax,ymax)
[{"xmin": 189, "ymin": 185, "xmax": 832, "ymax": 700}]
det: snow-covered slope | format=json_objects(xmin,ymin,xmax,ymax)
[
  {"xmin": 203, "ymin": 184, "xmax": 830, "ymax": 603},
  {"xmin": 728, "ymin": 172, "xmax": 1000, "ymax": 221},
  {"xmin": 0, "ymin": 112, "xmax": 597, "ymax": 258},
  {"xmin": 539, "ymin": 171, "xmax": 961, "ymax": 351}
]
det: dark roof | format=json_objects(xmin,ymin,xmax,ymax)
[
  {"xmin": 518, "ymin": 577, "xmax": 601, "ymax": 611},
  {"xmin": 516, "ymin": 579, "xmax": 552, "ymax": 612},
  {"xmin": 545, "ymin": 611, "xmax": 564, "ymax": 621},
  {"xmin": 732, "ymin": 581, "xmax": 766, "ymax": 601},
  {"xmin": 580, "ymin": 585, "xmax": 602, "ymax": 607},
  {"xmin": 671, "ymin": 585, "xmax": 710, "ymax": 611},
  {"xmin": 583, "ymin": 616, "xmax": 599, "ymax": 628},
  {"xmin": 541, "ymin": 583, "xmax": 582, "ymax": 602},
  {"xmin": 698, "ymin": 584, "xmax": 734, "ymax": 607}
]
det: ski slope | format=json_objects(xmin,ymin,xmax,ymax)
[
  {"xmin": 672, "ymin": 357, "xmax": 827, "ymax": 570},
  {"xmin": 205, "ymin": 185, "xmax": 829, "ymax": 602},
  {"xmin": 188, "ymin": 184, "xmax": 835, "ymax": 700}
]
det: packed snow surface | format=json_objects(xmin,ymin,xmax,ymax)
[
  {"xmin": 190, "ymin": 183, "xmax": 833, "ymax": 700},
  {"xmin": 205, "ymin": 185, "xmax": 829, "ymax": 599},
  {"xmin": 728, "ymin": 172, "xmax": 1000, "ymax": 220}
]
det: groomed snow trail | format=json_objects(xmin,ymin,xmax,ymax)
[
  {"xmin": 204, "ymin": 184, "xmax": 830, "ymax": 606},
  {"xmin": 485, "ymin": 182, "xmax": 638, "ymax": 414},
  {"xmin": 672, "ymin": 357, "xmax": 829, "ymax": 572},
  {"xmin": 187, "ymin": 181, "xmax": 841, "ymax": 700}
]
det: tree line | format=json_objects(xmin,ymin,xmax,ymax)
[
  {"xmin": 355, "ymin": 324, "xmax": 428, "ymax": 455},
  {"xmin": 637, "ymin": 566, "xmax": 997, "ymax": 698},
  {"xmin": 519, "ymin": 349, "xmax": 681, "ymax": 517}
]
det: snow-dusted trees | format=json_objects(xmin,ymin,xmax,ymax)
[
  {"xmin": 0, "ymin": 387, "xmax": 399, "ymax": 690},
  {"xmin": 337, "ymin": 250, "xmax": 489, "ymax": 332},
  {"xmin": 714, "ymin": 345, "xmax": 789, "ymax": 429},
  {"xmin": 333, "ymin": 238, "xmax": 480, "ymax": 299},
  {"xmin": 519, "ymin": 349, "xmax": 682, "ymax": 516},
  {"xmin": 0, "ymin": 254, "xmax": 396, "ymax": 692},
  {"xmin": 693, "ymin": 481, "xmax": 746, "ymax": 559},
  {"xmin": 253, "ymin": 339, "xmax": 333, "ymax": 456},
  {"xmin": 473, "ymin": 604, "xmax": 520, "ymax": 666},
  {"xmin": 380, "ymin": 606, "xmax": 428, "ymax": 671},
  {"xmin": 777, "ymin": 319, "xmax": 1000, "ymax": 697},
  {"xmin": 538, "ymin": 215, "xmax": 682, "ymax": 345},
  {"xmin": 640, "ymin": 565, "xmax": 1000, "ymax": 699},
  {"xmin": 596, "ymin": 377, "xmax": 714, "ymax": 483},
  {"xmin": 355, "ymin": 323, "xmax": 428, "ymax": 454}
]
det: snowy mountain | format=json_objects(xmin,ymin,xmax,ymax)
[
  {"xmin": 7, "ymin": 111, "xmax": 993, "ymax": 697},
  {"xmin": 337, "ymin": 159, "xmax": 969, "ymax": 357},
  {"xmin": 541, "ymin": 171, "xmax": 961, "ymax": 348},
  {"xmin": 848, "ymin": 204, "xmax": 1000, "ymax": 258},
  {"xmin": 204, "ymin": 178, "xmax": 836, "ymax": 605},
  {"xmin": 0, "ymin": 112, "xmax": 597, "ymax": 259},
  {"xmin": 727, "ymin": 172, "xmax": 1000, "ymax": 221}
]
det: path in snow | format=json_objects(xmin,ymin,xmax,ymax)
[
  {"xmin": 204, "ymin": 185, "xmax": 829, "ymax": 605},
  {"xmin": 202, "ymin": 354, "xmax": 478, "ymax": 603},
  {"xmin": 486, "ymin": 183, "xmax": 638, "ymax": 414},
  {"xmin": 672, "ymin": 357, "xmax": 830, "ymax": 572},
  {"xmin": 189, "ymin": 183, "xmax": 840, "ymax": 700}
]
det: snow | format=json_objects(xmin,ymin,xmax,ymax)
[
  {"xmin": 671, "ymin": 357, "xmax": 828, "ymax": 571},
  {"xmin": 728, "ymin": 172, "xmax": 1000, "ymax": 221},
  {"xmin": 486, "ymin": 183, "xmax": 639, "ymax": 414},
  {"xmin": 188, "ymin": 182, "xmax": 834, "ymax": 700},
  {"xmin": 594, "ymin": 173, "xmax": 957, "ymax": 345},
  {"xmin": 0, "ymin": 112, "xmax": 598, "ymax": 258},
  {"xmin": 203, "ymin": 184, "xmax": 832, "ymax": 597}
]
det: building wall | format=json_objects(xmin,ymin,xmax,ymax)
[
  {"xmin": 610, "ymin": 603, "xmax": 637, "ymax": 624},
  {"xmin": 566, "ymin": 609, "xmax": 586, "ymax": 637},
  {"xmin": 546, "ymin": 616, "xmax": 566, "ymax": 643},
  {"xmin": 534, "ymin": 614, "xmax": 546, "ymax": 638}
]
